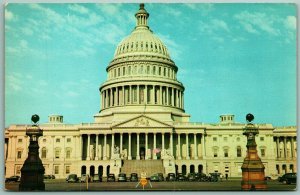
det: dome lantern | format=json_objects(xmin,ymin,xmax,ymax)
[{"xmin": 135, "ymin": 3, "xmax": 149, "ymax": 28}]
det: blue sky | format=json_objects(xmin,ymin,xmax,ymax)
[{"xmin": 5, "ymin": 3, "xmax": 296, "ymax": 127}]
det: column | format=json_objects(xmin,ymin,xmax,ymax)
[
  {"xmin": 145, "ymin": 85, "xmax": 147, "ymax": 104},
  {"xmin": 145, "ymin": 133, "xmax": 148, "ymax": 160},
  {"xmin": 110, "ymin": 88, "xmax": 113, "ymax": 106},
  {"xmin": 160, "ymin": 86, "xmax": 163, "ymax": 105},
  {"xmin": 152, "ymin": 85, "xmax": 155, "ymax": 104},
  {"xmin": 153, "ymin": 133, "xmax": 157, "ymax": 159},
  {"xmin": 276, "ymin": 136, "xmax": 280, "ymax": 158},
  {"xmin": 103, "ymin": 134, "xmax": 107, "ymax": 160},
  {"xmin": 129, "ymin": 85, "xmax": 132, "ymax": 104},
  {"xmin": 175, "ymin": 89, "xmax": 178, "ymax": 107},
  {"xmin": 116, "ymin": 87, "xmax": 119, "ymax": 106},
  {"xmin": 7, "ymin": 136, "xmax": 12, "ymax": 159},
  {"xmin": 166, "ymin": 87, "xmax": 169, "ymax": 105},
  {"xmin": 137, "ymin": 134, "xmax": 140, "ymax": 160},
  {"xmin": 170, "ymin": 133, "xmax": 173, "ymax": 157},
  {"xmin": 177, "ymin": 134, "xmax": 181, "ymax": 159},
  {"xmin": 194, "ymin": 133, "xmax": 198, "ymax": 159},
  {"xmin": 111, "ymin": 134, "xmax": 115, "ymax": 159},
  {"xmin": 120, "ymin": 133, "xmax": 123, "ymax": 157},
  {"xmin": 179, "ymin": 91, "xmax": 182, "ymax": 108},
  {"xmin": 137, "ymin": 85, "xmax": 140, "ymax": 103},
  {"xmin": 201, "ymin": 134, "xmax": 206, "ymax": 157},
  {"xmin": 186, "ymin": 134, "xmax": 190, "ymax": 159},
  {"xmin": 78, "ymin": 135, "xmax": 82, "ymax": 160},
  {"xmin": 182, "ymin": 92, "xmax": 184, "ymax": 109},
  {"xmin": 128, "ymin": 133, "xmax": 132, "ymax": 160},
  {"xmin": 62, "ymin": 136, "xmax": 65, "ymax": 161},
  {"xmin": 122, "ymin": 86, "xmax": 125, "ymax": 105},
  {"xmin": 291, "ymin": 137, "xmax": 295, "ymax": 158},
  {"xmin": 95, "ymin": 134, "xmax": 99, "ymax": 160},
  {"xmin": 162, "ymin": 133, "xmax": 165, "ymax": 156},
  {"xmin": 171, "ymin": 88, "xmax": 174, "ymax": 106},
  {"xmin": 105, "ymin": 90, "xmax": 108, "ymax": 108},
  {"xmin": 87, "ymin": 134, "xmax": 90, "ymax": 160},
  {"xmin": 283, "ymin": 136, "xmax": 287, "ymax": 158}
]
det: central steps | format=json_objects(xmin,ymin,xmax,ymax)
[{"xmin": 120, "ymin": 160, "xmax": 164, "ymax": 177}]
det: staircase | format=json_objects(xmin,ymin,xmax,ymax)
[{"xmin": 121, "ymin": 160, "xmax": 164, "ymax": 177}]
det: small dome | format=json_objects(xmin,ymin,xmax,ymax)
[{"xmin": 112, "ymin": 4, "xmax": 171, "ymax": 61}]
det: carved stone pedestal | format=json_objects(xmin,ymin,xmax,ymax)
[
  {"xmin": 241, "ymin": 115, "xmax": 267, "ymax": 190},
  {"xmin": 19, "ymin": 117, "xmax": 45, "ymax": 191}
]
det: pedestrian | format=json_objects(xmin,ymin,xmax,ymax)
[
  {"xmin": 220, "ymin": 173, "xmax": 223, "ymax": 181},
  {"xmin": 225, "ymin": 173, "xmax": 228, "ymax": 180}
]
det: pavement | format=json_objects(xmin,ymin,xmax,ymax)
[{"xmin": 5, "ymin": 179, "xmax": 297, "ymax": 191}]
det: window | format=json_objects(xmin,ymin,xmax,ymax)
[
  {"xmin": 56, "ymin": 138, "xmax": 60, "ymax": 143},
  {"xmin": 224, "ymin": 149, "xmax": 229, "ymax": 157},
  {"xmin": 237, "ymin": 146, "xmax": 242, "ymax": 157},
  {"xmin": 213, "ymin": 137, "xmax": 217, "ymax": 142},
  {"xmin": 213, "ymin": 149, "xmax": 218, "ymax": 157},
  {"xmin": 66, "ymin": 150, "xmax": 71, "ymax": 159},
  {"xmin": 55, "ymin": 149, "xmax": 60, "ymax": 159},
  {"xmin": 66, "ymin": 166, "xmax": 70, "ymax": 174},
  {"xmin": 43, "ymin": 139, "xmax": 47, "ymax": 143},
  {"xmin": 42, "ymin": 147, "xmax": 47, "ymax": 159},
  {"xmin": 17, "ymin": 151, "xmax": 22, "ymax": 159},
  {"xmin": 18, "ymin": 139, "xmax": 22, "ymax": 143},
  {"xmin": 260, "ymin": 137, "xmax": 264, "ymax": 141},
  {"xmin": 158, "ymin": 67, "xmax": 161, "ymax": 75},
  {"xmin": 260, "ymin": 149, "xmax": 265, "ymax": 157},
  {"xmin": 224, "ymin": 137, "xmax": 228, "ymax": 142},
  {"xmin": 16, "ymin": 166, "xmax": 21, "ymax": 175},
  {"xmin": 123, "ymin": 67, "xmax": 125, "ymax": 75},
  {"xmin": 54, "ymin": 166, "xmax": 59, "ymax": 174},
  {"xmin": 67, "ymin": 138, "xmax": 71, "ymax": 143},
  {"xmin": 236, "ymin": 137, "xmax": 240, "ymax": 142}
]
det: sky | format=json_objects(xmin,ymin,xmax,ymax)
[{"xmin": 4, "ymin": 3, "xmax": 297, "ymax": 127}]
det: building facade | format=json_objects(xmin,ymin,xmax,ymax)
[{"xmin": 4, "ymin": 4, "xmax": 297, "ymax": 179}]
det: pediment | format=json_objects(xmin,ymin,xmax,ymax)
[{"xmin": 113, "ymin": 115, "xmax": 172, "ymax": 128}]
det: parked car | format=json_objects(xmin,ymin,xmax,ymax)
[
  {"xmin": 80, "ymin": 174, "xmax": 90, "ymax": 183},
  {"xmin": 199, "ymin": 173, "xmax": 209, "ymax": 182},
  {"xmin": 130, "ymin": 173, "xmax": 138, "ymax": 182},
  {"xmin": 118, "ymin": 173, "xmax": 127, "ymax": 182},
  {"xmin": 279, "ymin": 173, "xmax": 297, "ymax": 184},
  {"xmin": 44, "ymin": 175, "xmax": 51, "ymax": 179},
  {"xmin": 66, "ymin": 174, "xmax": 79, "ymax": 183},
  {"xmin": 5, "ymin": 176, "xmax": 20, "ymax": 183},
  {"xmin": 187, "ymin": 173, "xmax": 197, "ymax": 181},
  {"xmin": 107, "ymin": 174, "xmax": 115, "ymax": 182},
  {"xmin": 157, "ymin": 173, "xmax": 164, "ymax": 181},
  {"xmin": 166, "ymin": 173, "xmax": 176, "ymax": 181},
  {"xmin": 92, "ymin": 175, "xmax": 102, "ymax": 182},
  {"xmin": 150, "ymin": 173, "xmax": 159, "ymax": 182},
  {"xmin": 264, "ymin": 176, "xmax": 272, "ymax": 181},
  {"xmin": 176, "ymin": 173, "xmax": 186, "ymax": 181},
  {"xmin": 50, "ymin": 175, "xmax": 55, "ymax": 179},
  {"xmin": 209, "ymin": 173, "xmax": 221, "ymax": 182}
]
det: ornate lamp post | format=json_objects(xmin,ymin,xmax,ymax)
[
  {"xmin": 19, "ymin": 115, "xmax": 45, "ymax": 191},
  {"xmin": 241, "ymin": 113, "xmax": 267, "ymax": 190}
]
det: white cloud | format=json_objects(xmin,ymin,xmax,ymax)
[
  {"xmin": 68, "ymin": 4, "xmax": 89, "ymax": 15},
  {"xmin": 21, "ymin": 27, "xmax": 33, "ymax": 36},
  {"xmin": 5, "ymin": 9, "xmax": 14, "ymax": 21},
  {"xmin": 6, "ymin": 73, "xmax": 22, "ymax": 91},
  {"xmin": 211, "ymin": 19, "xmax": 230, "ymax": 32},
  {"xmin": 285, "ymin": 16, "xmax": 296, "ymax": 30},
  {"xmin": 96, "ymin": 4, "xmax": 120, "ymax": 16},
  {"xmin": 234, "ymin": 11, "xmax": 280, "ymax": 36}
]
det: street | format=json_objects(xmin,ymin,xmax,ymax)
[{"xmin": 5, "ymin": 179, "xmax": 297, "ymax": 191}]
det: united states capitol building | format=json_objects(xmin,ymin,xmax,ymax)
[{"xmin": 4, "ymin": 4, "xmax": 297, "ymax": 179}]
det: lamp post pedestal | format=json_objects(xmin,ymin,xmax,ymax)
[
  {"xmin": 19, "ymin": 115, "xmax": 45, "ymax": 191},
  {"xmin": 241, "ymin": 114, "xmax": 267, "ymax": 190}
]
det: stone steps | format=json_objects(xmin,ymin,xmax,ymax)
[{"xmin": 121, "ymin": 160, "xmax": 164, "ymax": 177}]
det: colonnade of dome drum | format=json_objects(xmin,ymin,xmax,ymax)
[{"xmin": 99, "ymin": 4, "xmax": 185, "ymax": 112}]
